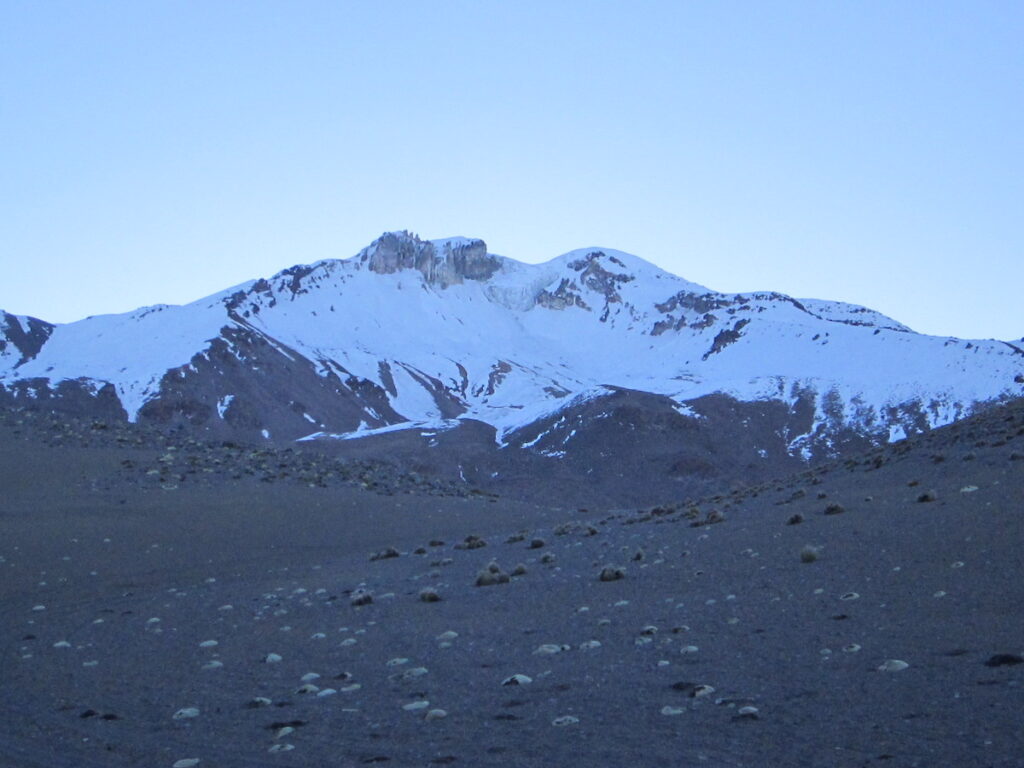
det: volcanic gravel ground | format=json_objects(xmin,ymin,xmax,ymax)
[{"xmin": 1, "ymin": 402, "xmax": 1022, "ymax": 767}]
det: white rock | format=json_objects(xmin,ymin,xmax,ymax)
[
  {"xmin": 534, "ymin": 643, "xmax": 568, "ymax": 655},
  {"xmin": 172, "ymin": 760, "xmax": 200, "ymax": 768},
  {"xmin": 878, "ymin": 659, "xmax": 910, "ymax": 672},
  {"xmin": 552, "ymin": 715, "xmax": 579, "ymax": 726},
  {"xmin": 403, "ymin": 700, "xmax": 430, "ymax": 711},
  {"xmin": 198, "ymin": 640, "xmax": 218, "ymax": 648},
  {"xmin": 661, "ymin": 706, "xmax": 685, "ymax": 716},
  {"xmin": 265, "ymin": 653, "xmax": 283, "ymax": 663},
  {"xmin": 501, "ymin": 674, "xmax": 533, "ymax": 686},
  {"xmin": 172, "ymin": 707, "xmax": 200, "ymax": 720}
]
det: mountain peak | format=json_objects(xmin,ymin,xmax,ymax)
[{"xmin": 358, "ymin": 231, "xmax": 502, "ymax": 288}]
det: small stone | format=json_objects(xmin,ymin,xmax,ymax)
[
  {"xmin": 316, "ymin": 688, "xmax": 337, "ymax": 697},
  {"xmin": 350, "ymin": 589, "xmax": 373, "ymax": 607},
  {"xmin": 800, "ymin": 545, "xmax": 820, "ymax": 563},
  {"xmin": 173, "ymin": 760, "xmax": 201, "ymax": 768},
  {"xmin": 247, "ymin": 697, "xmax": 272, "ymax": 708},
  {"xmin": 661, "ymin": 706, "xmax": 685, "ymax": 716},
  {"xmin": 301, "ymin": 672, "xmax": 321, "ymax": 682},
  {"xmin": 984, "ymin": 653, "xmax": 1023, "ymax": 667},
  {"xmin": 202, "ymin": 660, "xmax": 224, "ymax": 670},
  {"xmin": 370, "ymin": 547, "xmax": 400, "ymax": 561},
  {"xmin": 425, "ymin": 708, "xmax": 447, "ymax": 721},
  {"xmin": 475, "ymin": 569, "xmax": 509, "ymax": 587},
  {"xmin": 552, "ymin": 715, "xmax": 579, "ymax": 726},
  {"xmin": 295, "ymin": 684, "xmax": 319, "ymax": 694},
  {"xmin": 878, "ymin": 659, "xmax": 909, "ymax": 672},
  {"xmin": 599, "ymin": 565, "xmax": 626, "ymax": 582},
  {"xmin": 839, "ymin": 592, "xmax": 860, "ymax": 601},
  {"xmin": 172, "ymin": 707, "xmax": 200, "ymax": 720},
  {"xmin": 578, "ymin": 640, "xmax": 602, "ymax": 650},
  {"xmin": 403, "ymin": 700, "xmax": 430, "ymax": 711},
  {"xmin": 916, "ymin": 490, "xmax": 938, "ymax": 503},
  {"xmin": 265, "ymin": 653, "xmax": 283, "ymax": 664},
  {"xmin": 824, "ymin": 503, "xmax": 845, "ymax": 515},
  {"xmin": 534, "ymin": 643, "xmax": 569, "ymax": 655},
  {"xmin": 419, "ymin": 588, "xmax": 442, "ymax": 602},
  {"xmin": 53, "ymin": 640, "xmax": 72, "ymax": 649},
  {"xmin": 502, "ymin": 674, "xmax": 533, "ymax": 686},
  {"xmin": 268, "ymin": 744, "xmax": 294, "ymax": 753},
  {"xmin": 198, "ymin": 640, "xmax": 218, "ymax": 648}
]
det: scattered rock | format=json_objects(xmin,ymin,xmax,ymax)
[
  {"xmin": 172, "ymin": 707, "xmax": 200, "ymax": 720},
  {"xmin": 370, "ymin": 547, "xmax": 400, "ymax": 561},
  {"xmin": 551, "ymin": 715, "xmax": 579, "ymax": 726},
  {"xmin": 984, "ymin": 654, "xmax": 1024, "ymax": 667},
  {"xmin": 475, "ymin": 569, "xmax": 510, "ymax": 587},
  {"xmin": 878, "ymin": 659, "xmax": 909, "ymax": 672},
  {"xmin": 502, "ymin": 674, "xmax": 533, "ymax": 686},
  {"xmin": 599, "ymin": 565, "xmax": 626, "ymax": 582},
  {"xmin": 350, "ymin": 589, "xmax": 373, "ymax": 607}
]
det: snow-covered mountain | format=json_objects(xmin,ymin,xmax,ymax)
[{"xmin": 3, "ymin": 231, "xmax": 1023, "ymax": 467}]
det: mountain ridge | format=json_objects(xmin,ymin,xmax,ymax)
[{"xmin": 2, "ymin": 231, "xmax": 1022, "ymax": 496}]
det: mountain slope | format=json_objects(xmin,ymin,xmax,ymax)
[{"xmin": 2, "ymin": 232, "xmax": 1022, "ymax": 474}]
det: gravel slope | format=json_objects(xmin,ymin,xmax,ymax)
[{"xmin": 1, "ymin": 401, "xmax": 1022, "ymax": 767}]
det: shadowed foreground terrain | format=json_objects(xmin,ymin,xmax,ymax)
[{"xmin": 1, "ymin": 401, "xmax": 1022, "ymax": 767}]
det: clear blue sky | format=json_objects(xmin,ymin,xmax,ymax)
[{"xmin": 2, "ymin": 1, "xmax": 1021, "ymax": 339}]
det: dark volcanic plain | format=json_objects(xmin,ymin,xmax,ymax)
[{"xmin": 1, "ymin": 402, "xmax": 1022, "ymax": 768}]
